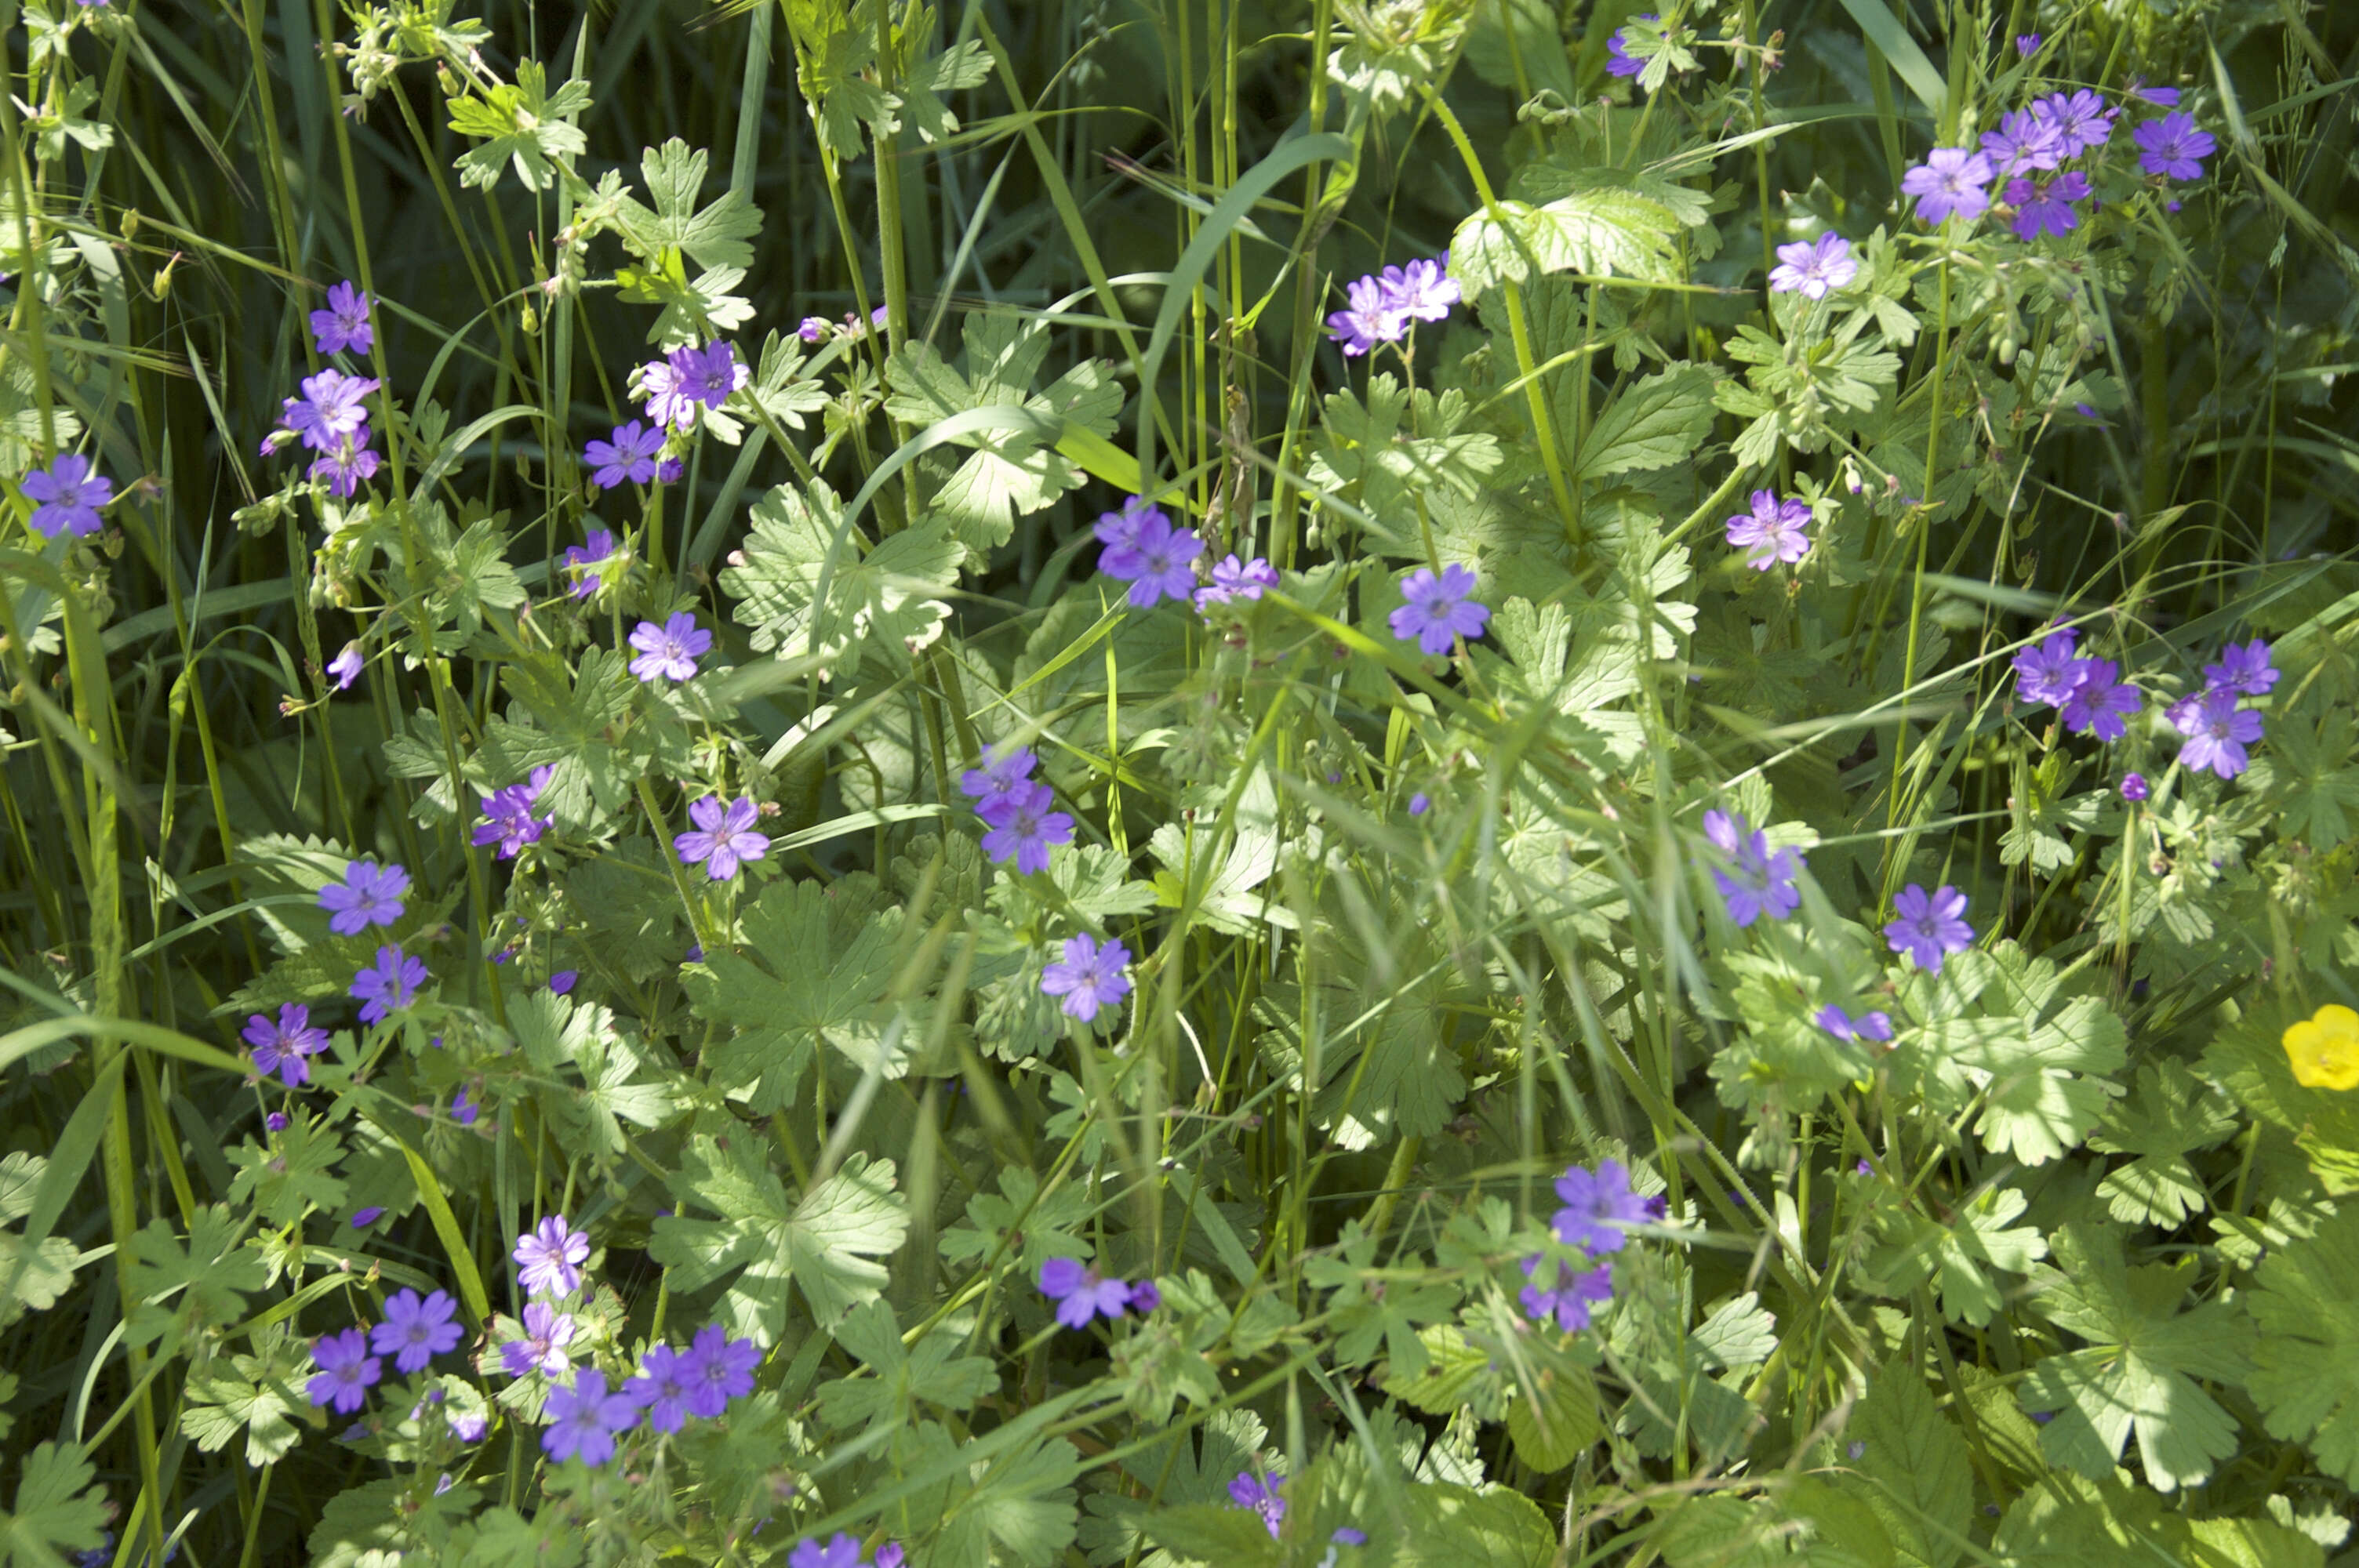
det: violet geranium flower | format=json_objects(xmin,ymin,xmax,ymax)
[
  {"xmin": 1194, "ymin": 554, "xmax": 1279, "ymax": 611},
  {"xmin": 627, "ymin": 612, "xmax": 713, "ymax": 683},
  {"xmin": 1702, "ymin": 809, "xmax": 1802, "ymax": 927},
  {"xmin": 311, "ymin": 280, "xmax": 375, "ymax": 358},
  {"xmin": 1899, "ymin": 147, "xmax": 1996, "ymax": 225},
  {"xmin": 673, "ymin": 794, "xmax": 770, "ymax": 881},
  {"xmin": 625, "ymin": 1344, "xmax": 699, "ymax": 1434},
  {"xmin": 370, "ymin": 1288, "xmax": 462, "ymax": 1374},
  {"xmin": 2057, "ymin": 658, "xmax": 2140, "ymax": 741},
  {"xmin": 1605, "ymin": 14, "xmax": 1658, "ymax": 78},
  {"xmin": 1376, "ymin": 257, "xmax": 1460, "ymax": 323},
  {"xmin": 20, "ymin": 453, "xmax": 115, "ymax": 538},
  {"xmin": 1092, "ymin": 495, "xmax": 1169, "ymax": 554},
  {"xmin": 1325, "ymin": 273, "xmax": 1406, "ymax": 358},
  {"xmin": 2033, "ymin": 89, "xmax": 2118, "ymax": 157},
  {"xmin": 1551, "ymin": 1159, "xmax": 1657, "ymax": 1255},
  {"xmin": 1099, "ymin": 513, "xmax": 1205, "ymax": 608},
  {"xmin": 1388, "ymin": 563, "xmax": 1491, "ymax": 654},
  {"xmin": 1884, "ymin": 884, "xmax": 1975, "ymax": 973},
  {"xmin": 1518, "ymin": 1254, "xmax": 1616, "ymax": 1332},
  {"xmin": 1767, "ymin": 233, "xmax": 1857, "ymax": 299},
  {"xmin": 472, "ymin": 766, "xmax": 555, "ymax": 859},
  {"xmin": 351, "ymin": 946, "xmax": 428, "ymax": 1025},
  {"xmin": 1725, "ymin": 490, "xmax": 1812, "ymax": 570},
  {"xmin": 2202, "ymin": 639, "xmax": 2277, "ymax": 697},
  {"xmin": 958, "ymin": 742, "xmax": 1038, "ymax": 812},
  {"xmin": 1040, "ymin": 932, "xmax": 1132, "ymax": 1022},
  {"xmin": 514, "ymin": 1215, "xmax": 591, "ymax": 1299},
  {"xmin": 498, "ymin": 1301, "xmax": 577, "ymax": 1377},
  {"xmin": 682, "ymin": 1323, "xmax": 760, "ymax": 1417},
  {"xmin": 978, "ymin": 780, "xmax": 1074, "ymax": 875},
  {"xmin": 1038, "ymin": 1257, "xmax": 1139, "ymax": 1330},
  {"xmin": 585, "ymin": 421, "xmax": 666, "ymax": 490},
  {"xmin": 242, "ymin": 1004, "xmax": 330, "ymax": 1087},
  {"xmin": 562, "ymin": 528, "xmax": 620, "ymax": 601},
  {"xmin": 1228, "ymin": 1472, "xmax": 1287, "ymax": 1538},
  {"xmin": 1978, "ymin": 108, "xmax": 2064, "ymax": 178},
  {"xmin": 542, "ymin": 1369, "xmax": 638, "ymax": 1467},
  {"xmin": 2132, "ymin": 112, "xmax": 2215, "ymax": 180},
  {"xmin": 320, "ymin": 860, "xmax": 409, "ymax": 935},
  {"xmin": 327, "ymin": 643, "xmax": 364, "ymax": 690},
  {"xmin": 305, "ymin": 1327, "xmax": 382, "ymax": 1414},
  {"xmin": 1816, "ymin": 1004, "xmax": 1895, "ymax": 1043},
  {"xmin": 2012, "ymin": 628, "xmax": 2084, "ymax": 708},
  {"xmin": 2005, "ymin": 172, "xmax": 2090, "ymax": 241},
  {"xmin": 2171, "ymin": 688, "xmax": 2263, "ymax": 778}
]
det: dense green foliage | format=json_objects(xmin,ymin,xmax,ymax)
[{"xmin": 4, "ymin": 0, "xmax": 2359, "ymax": 1564}]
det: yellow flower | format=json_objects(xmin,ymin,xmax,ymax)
[{"xmin": 2283, "ymin": 1004, "xmax": 2359, "ymax": 1091}]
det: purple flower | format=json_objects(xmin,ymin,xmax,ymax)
[
  {"xmin": 2202, "ymin": 639, "xmax": 2277, "ymax": 697},
  {"xmin": 585, "ymin": 420, "xmax": 665, "ymax": 489},
  {"xmin": 1518, "ymin": 1254, "xmax": 1616, "ymax": 1332},
  {"xmin": 682, "ymin": 1323, "xmax": 759, "ymax": 1417},
  {"xmin": 306, "ymin": 1327, "xmax": 382, "ymax": 1414},
  {"xmin": 542, "ymin": 1368, "xmax": 638, "ymax": 1467},
  {"xmin": 2016, "ymin": 33, "xmax": 2040, "ymax": 56},
  {"xmin": 787, "ymin": 1536, "xmax": 864, "ymax": 1568},
  {"xmin": 328, "ymin": 642, "xmax": 364, "ymax": 690},
  {"xmin": 1605, "ymin": 14, "xmax": 1657, "ymax": 78},
  {"xmin": 1038, "ymin": 1257, "xmax": 1136, "ymax": 1329},
  {"xmin": 1194, "ymin": 554, "xmax": 1279, "ymax": 611},
  {"xmin": 371, "ymin": 1288, "xmax": 462, "ymax": 1374},
  {"xmin": 2034, "ymin": 89, "xmax": 2118, "ymax": 157},
  {"xmin": 242, "ymin": 1004, "xmax": 330, "ymax": 1088},
  {"xmin": 1552, "ymin": 1159, "xmax": 1655, "ymax": 1254},
  {"xmin": 1099, "ymin": 513, "xmax": 1205, "ymax": 608},
  {"xmin": 351, "ymin": 946, "xmax": 428, "ymax": 1024},
  {"xmin": 514, "ymin": 1215, "xmax": 591, "ymax": 1298},
  {"xmin": 472, "ymin": 765, "xmax": 554, "ymax": 858},
  {"xmin": 1768, "ymin": 233, "xmax": 1857, "ymax": 299},
  {"xmin": 1816, "ymin": 1004, "xmax": 1895, "ymax": 1043},
  {"xmin": 2058, "ymin": 658, "xmax": 2140, "ymax": 740},
  {"xmin": 2120, "ymin": 771, "xmax": 2150, "ymax": 801},
  {"xmin": 352, "ymin": 1206, "xmax": 385, "ymax": 1227},
  {"xmin": 2126, "ymin": 78, "xmax": 2181, "ymax": 107},
  {"xmin": 958, "ymin": 742, "xmax": 1038, "ymax": 811},
  {"xmin": 1702, "ymin": 809, "xmax": 1802, "ymax": 927},
  {"xmin": 498, "ymin": 1301, "xmax": 577, "ymax": 1377},
  {"xmin": 628, "ymin": 612, "xmax": 713, "ymax": 683},
  {"xmin": 1389, "ymin": 563, "xmax": 1492, "ymax": 654},
  {"xmin": 266, "ymin": 1112, "xmax": 289, "ymax": 1132},
  {"xmin": 448, "ymin": 1408, "xmax": 488, "ymax": 1442},
  {"xmin": 1725, "ymin": 489, "xmax": 1812, "ymax": 570},
  {"xmin": 2133, "ymin": 112, "xmax": 2215, "ymax": 180},
  {"xmin": 1227, "ymin": 1472, "xmax": 1287, "ymax": 1538},
  {"xmin": 279, "ymin": 369, "xmax": 378, "ymax": 452},
  {"xmin": 1040, "ymin": 932, "xmax": 1133, "ymax": 1022},
  {"xmin": 562, "ymin": 528, "xmax": 620, "ymax": 601},
  {"xmin": 2012, "ymin": 629, "xmax": 2083, "ymax": 707},
  {"xmin": 1325, "ymin": 273, "xmax": 1406, "ymax": 357},
  {"xmin": 798, "ymin": 316, "xmax": 831, "ymax": 343},
  {"xmin": 2171, "ymin": 688, "xmax": 2263, "ymax": 778},
  {"xmin": 1128, "ymin": 1279, "xmax": 1161, "ymax": 1314},
  {"xmin": 309, "ymin": 426, "xmax": 381, "ymax": 498},
  {"xmin": 1884, "ymin": 884, "xmax": 1974, "ymax": 974},
  {"xmin": 21, "ymin": 453, "xmax": 114, "ymax": 538},
  {"xmin": 547, "ymin": 971, "xmax": 578, "ymax": 996},
  {"xmin": 1409, "ymin": 792, "xmax": 1431, "ymax": 816},
  {"xmin": 979, "ymin": 780, "xmax": 1074, "ymax": 875},
  {"xmin": 2005, "ymin": 171, "xmax": 2090, "ymax": 241},
  {"xmin": 1901, "ymin": 147, "xmax": 1996, "ymax": 224},
  {"xmin": 320, "ymin": 858, "xmax": 409, "ymax": 935},
  {"xmin": 1092, "ymin": 495, "xmax": 1169, "ymax": 554},
  {"xmin": 452, "ymin": 1087, "xmax": 478, "ymax": 1125},
  {"xmin": 311, "ymin": 281, "xmax": 374, "ymax": 358},
  {"xmin": 625, "ymin": 1344, "xmax": 698, "ymax": 1433},
  {"xmin": 1979, "ymin": 109, "xmax": 2065, "ymax": 177},
  {"xmin": 673, "ymin": 339, "xmax": 742, "ymax": 412},
  {"xmin": 657, "ymin": 456, "xmax": 684, "ymax": 484},
  {"xmin": 674, "ymin": 794, "xmax": 770, "ymax": 881},
  {"xmin": 1376, "ymin": 256, "xmax": 1461, "ymax": 323}
]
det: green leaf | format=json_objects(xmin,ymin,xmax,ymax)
[
  {"xmin": 2019, "ymin": 1223, "xmax": 2252, "ymax": 1492},
  {"xmin": 2244, "ymin": 1205, "xmax": 2359, "ymax": 1487},
  {"xmin": 449, "ymin": 61, "xmax": 590, "ymax": 191},
  {"xmin": 2241, "ymin": 706, "xmax": 2359, "ymax": 850},
  {"xmin": 1303, "ymin": 376, "xmax": 1506, "ymax": 560},
  {"xmin": 2088, "ymin": 1061, "xmax": 2237, "ymax": 1226},
  {"xmin": 511, "ymin": 991, "xmax": 675, "ymax": 1156},
  {"xmin": 932, "ymin": 1428, "xmax": 1083, "ymax": 1567},
  {"xmin": 814, "ymin": 1298, "xmax": 998, "ymax": 1433},
  {"xmin": 1504, "ymin": 1363, "xmax": 1602, "ymax": 1472},
  {"xmin": 181, "ymin": 1341, "xmax": 304, "ymax": 1468},
  {"xmin": 1396, "ymin": 1485, "xmax": 1556, "ymax": 1567},
  {"xmin": 1448, "ymin": 189, "xmax": 1684, "ymax": 303},
  {"xmin": 683, "ymin": 876, "xmax": 907, "ymax": 1112},
  {"xmin": 1569, "ymin": 362, "xmax": 1718, "ymax": 481},
  {"xmin": 616, "ymin": 139, "xmax": 763, "ymax": 270},
  {"xmin": 1859, "ymin": 1181, "xmax": 2048, "ymax": 1327},
  {"xmin": 124, "ymin": 1204, "xmax": 264, "ymax": 1351},
  {"xmin": 0, "ymin": 1442, "xmax": 107, "ymax": 1568},
  {"xmin": 1303, "ymin": 1221, "xmax": 1462, "ymax": 1378},
  {"xmin": 652, "ymin": 1138, "xmax": 910, "ymax": 1341},
  {"xmin": 718, "ymin": 477, "xmax": 960, "ymax": 680},
  {"xmin": 226, "ymin": 1117, "xmax": 347, "ymax": 1228},
  {"xmin": 1844, "ymin": 1360, "xmax": 1973, "ymax": 1568},
  {"xmin": 939, "ymin": 1166, "xmax": 1090, "ymax": 1274}
]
